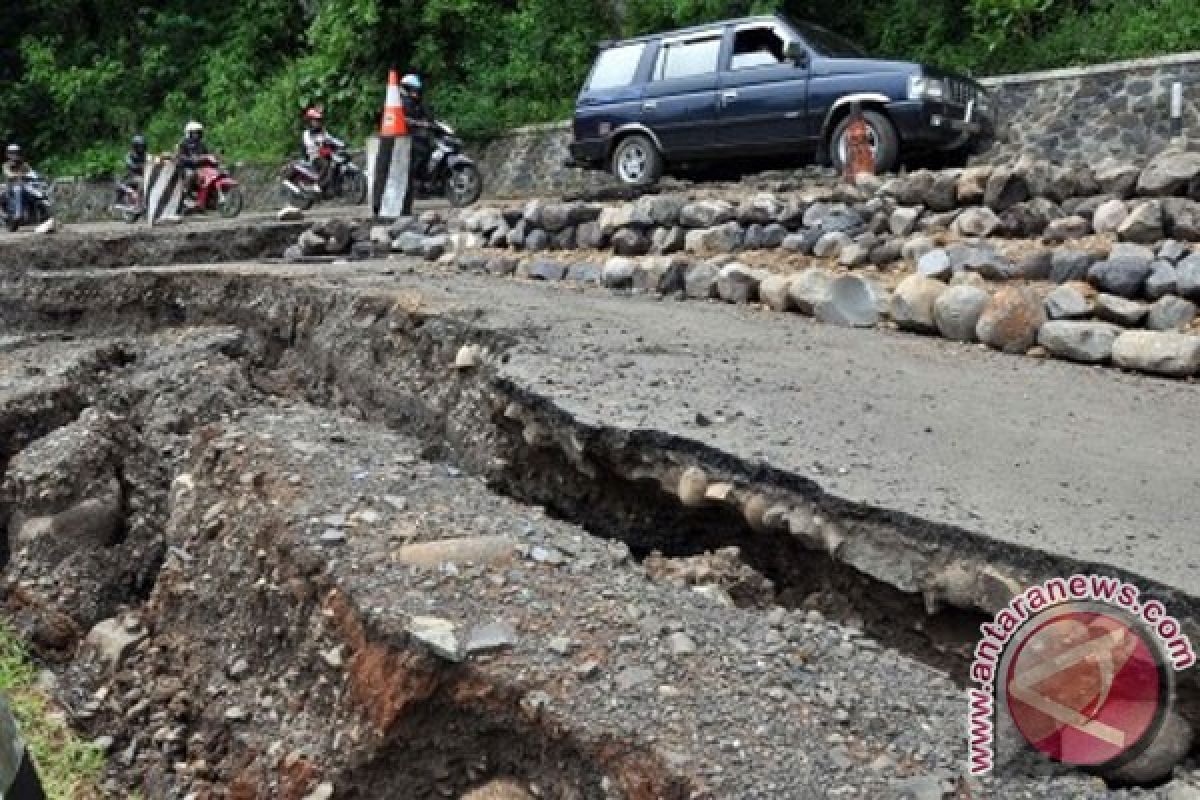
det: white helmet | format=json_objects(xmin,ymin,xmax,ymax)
[{"xmin": 185, "ymin": 121, "xmax": 204, "ymax": 135}]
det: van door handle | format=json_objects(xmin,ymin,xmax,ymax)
[
  {"xmin": 642, "ymin": 100, "xmax": 657, "ymax": 110},
  {"xmin": 721, "ymin": 90, "xmax": 738, "ymax": 104}
]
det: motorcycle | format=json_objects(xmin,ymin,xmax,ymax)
[
  {"xmin": 279, "ymin": 139, "xmax": 367, "ymax": 210},
  {"xmin": 415, "ymin": 120, "xmax": 483, "ymax": 208},
  {"xmin": 181, "ymin": 154, "xmax": 243, "ymax": 218},
  {"xmin": 2, "ymin": 171, "xmax": 53, "ymax": 232}
]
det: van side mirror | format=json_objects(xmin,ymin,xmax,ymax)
[{"xmin": 785, "ymin": 41, "xmax": 807, "ymax": 66}]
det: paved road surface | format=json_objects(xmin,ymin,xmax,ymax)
[{"xmin": 30, "ymin": 258, "xmax": 1200, "ymax": 605}]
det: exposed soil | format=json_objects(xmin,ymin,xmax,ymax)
[{"xmin": 0, "ymin": 244, "xmax": 1197, "ymax": 797}]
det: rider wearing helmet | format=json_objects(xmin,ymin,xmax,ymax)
[
  {"xmin": 400, "ymin": 73, "xmax": 434, "ymax": 179},
  {"xmin": 2, "ymin": 144, "xmax": 31, "ymax": 181},
  {"xmin": 3, "ymin": 144, "xmax": 35, "ymax": 219},
  {"xmin": 118, "ymin": 135, "xmax": 148, "ymax": 199},
  {"xmin": 301, "ymin": 107, "xmax": 344, "ymax": 193},
  {"xmin": 177, "ymin": 121, "xmax": 210, "ymax": 200},
  {"xmin": 126, "ymin": 134, "xmax": 148, "ymax": 178}
]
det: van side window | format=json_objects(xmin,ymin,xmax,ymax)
[
  {"xmin": 730, "ymin": 27, "xmax": 788, "ymax": 70},
  {"xmin": 587, "ymin": 43, "xmax": 647, "ymax": 91},
  {"xmin": 653, "ymin": 36, "xmax": 722, "ymax": 81}
]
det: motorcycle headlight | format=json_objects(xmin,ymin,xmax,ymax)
[{"xmin": 908, "ymin": 75, "xmax": 945, "ymax": 101}]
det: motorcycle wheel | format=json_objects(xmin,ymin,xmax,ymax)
[
  {"xmin": 445, "ymin": 164, "xmax": 483, "ymax": 208},
  {"xmin": 282, "ymin": 185, "xmax": 314, "ymax": 211},
  {"xmin": 343, "ymin": 171, "xmax": 368, "ymax": 206},
  {"xmin": 218, "ymin": 186, "xmax": 244, "ymax": 218}
]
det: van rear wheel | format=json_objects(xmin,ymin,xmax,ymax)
[
  {"xmin": 611, "ymin": 134, "xmax": 662, "ymax": 187},
  {"xmin": 829, "ymin": 110, "xmax": 899, "ymax": 175}
]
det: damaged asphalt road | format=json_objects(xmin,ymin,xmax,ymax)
[{"xmin": 0, "ymin": 256, "xmax": 1198, "ymax": 798}]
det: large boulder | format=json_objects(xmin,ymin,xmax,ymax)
[
  {"xmin": 1095, "ymin": 293, "xmax": 1149, "ymax": 327},
  {"xmin": 633, "ymin": 258, "xmax": 687, "ymax": 294},
  {"xmin": 976, "ymin": 287, "xmax": 1047, "ymax": 354},
  {"xmin": 1000, "ymin": 197, "xmax": 1064, "ymax": 237},
  {"xmin": 652, "ymin": 226, "xmax": 686, "ymax": 255},
  {"xmin": 1112, "ymin": 331, "xmax": 1200, "ymax": 377},
  {"xmin": 813, "ymin": 231, "xmax": 852, "ymax": 259},
  {"xmin": 680, "ymin": 200, "xmax": 735, "ymax": 228},
  {"xmin": 598, "ymin": 204, "xmax": 651, "ymax": 236},
  {"xmin": 636, "ymin": 194, "xmax": 686, "ymax": 227},
  {"xmin": 1177, "ymin": 254, "xmax": 1200, "ymax": 299},
  {"xmin": 1093, "ymin": 159, "xmax": 1141, "ymax": 198},
  {"xmin": 1091, "ymin": 198, "xmax": 1128, "ymax": 234},
  {"xmin": 933, "ymin": 285, "xmax": 990, "ymax": 342},
  {"xmin": 715, "ymin": 263, "xmax": 765, "ymax": 304},
  {"xmin": 1042, "ymin": 215, "xmax": 1091, "ymax": 242},
  {"xmin": 576, "ymin": 221, "xmax": 607, "ymax": 250},
  {"xmin": 890, "ymin": 207, "xmax": 922, "ymax": 236},
  {"xmin": 1118, "ymin": 201, "xmax": 1166, "ymax": 244},
  {"xmin": 781, "ymin": 229, "xmax": 821, "ymax": 254},
  {"xmin": 758, "ymin": 274, "xmax": 793, "ymax": 312},
  {"xmin": 1087, "ymin": 258, "xmax": 1153, "ymax": 298},
  {"xmin": 685, "ymin": 222, "xmax": 743, "ymax": 254},
  {"xmin": 815, "ymin": 275, "xmax": 880, "ymax": 328},
  {"xmin": 1044, "ymin": 284, "xmax": 1095, "ymax": 320},
  {"xmin": 527, "ymin": 259, "xmax": 567, "ymax": 281},
  {"xmin": 739, "ymin": 193, "xmax": 785, "ymax": 225},
  {"xmin": 953, "ymin": 207, "xmax": 1002, "ymax": 238},
  {"xmin": 787, "ymin": 269, "xmax": 832, "ymax": 315},
  {"xmin": 684, "ymin": 262, "xmax": 720, "ymax": 299},
  {"xmin": 1137, "ymin": 150, "xmax": 1200, "ymax": 197},
  {"xmin": 956, "ymin": 167, "xmax": 992, "ymax": 205},
  {"xmin": 984, "ymin": 168, "xmax": 1030, "ymax": 212},
  {"xmin": 1038, "ymin": 321, "xmax": 1122, "ymax": 364},
  {"xmin": 1146, "ymin": 261, "xmax": 1180, "ymax": 300},
  {"xmin": 612, "ymin": 228, "xmax": 651, "ymax": 256},
  {"xmin": 601, "ymin": 256, "xmax": 636, "ymax": 289},
  {"xmin": 1146, "ymin": 295, "xmax": 1198, "ymax": 331},
  {"xmin": 890, "ymin": 275, "xmax": 947, "ymax": 334},
  {"xmin": 1164, "ymin": 198, "xmax": 1200, "ymax": 241},
  {"xmin": 1049, "ymin": 249, "xmax": 1097, "ymax": 284}
]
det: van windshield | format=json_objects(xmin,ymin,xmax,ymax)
[{"xmin": 785, "ymin": 17, "xmax": 867, "ymax": 58}]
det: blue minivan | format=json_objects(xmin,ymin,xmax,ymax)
[{"xmin": 567, "ymin": 14, "xmax": 994, "ymax": 186}]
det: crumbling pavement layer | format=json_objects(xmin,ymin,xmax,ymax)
[{"xmin": 0, "ymin": 257, "xmax": 1197, "ymax": 798}]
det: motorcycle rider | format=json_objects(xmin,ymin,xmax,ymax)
[
  {"xmin": 400, "ymin": 74, "xmax": 434, "ymax": 181},
  {"xmin": 176, "ymin": 121, "xmax": 210, "ymax": 204},
  {"xmin": 116, "ymin": 134, "xmax": 148, "ymax": 204},
  {"xmin": 301, "ymin": 107, "xmax": 343, "ymax": 193},
  {"xmin": 3, "ymin": 145, "xmax": 34, "ymax": 218}
]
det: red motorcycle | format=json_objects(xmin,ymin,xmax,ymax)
[{"xmin": 182, "ymin": 155, "xmax": 243, "ymax": 218}]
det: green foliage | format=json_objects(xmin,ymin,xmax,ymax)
[
  {"xmin": 0, "ymin": 0, "xmax": 1198, "ymax": 174},
  {"xmin": 0, "ymin": 624, "xmax": 105, "ymax": 798}
]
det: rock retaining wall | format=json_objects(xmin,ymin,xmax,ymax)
[{"xmin": 304, "ymin": 150, "xmax": 1200, "ymax": 380}]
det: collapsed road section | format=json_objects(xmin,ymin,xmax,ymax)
[{"xmin": 0, "ymin": 259, "xmax": 1197, "ymax": 798}]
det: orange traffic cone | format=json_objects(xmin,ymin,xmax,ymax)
[
  {"xmin": 380, "ymin": 69, "xmax": 408, "ymax": 137},
  {"xmin": 844, "ymin": 103, "xmax": 875, "ymax": 182}
]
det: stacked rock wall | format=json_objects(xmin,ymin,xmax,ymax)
[{"xmin": 344, "ymin": 150, "xmax": 1200, "ymax": 379}]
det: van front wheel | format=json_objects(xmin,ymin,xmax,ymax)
[
  {"xmin": 610, "ymin": 134, "xmax": 663, "ymax": 187},
  {"xmin": 829, "ymin": 110, "xmax": 899, "ymax": 175}
]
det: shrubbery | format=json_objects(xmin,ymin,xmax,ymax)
[{"xmin": 0, "ymin": 0, "xmax": 1197, "ymax": 178}]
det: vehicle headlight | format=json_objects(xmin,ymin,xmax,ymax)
[{"xmin": 908, "ymin": 75, "xmax": 945, "ymax": 101}]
